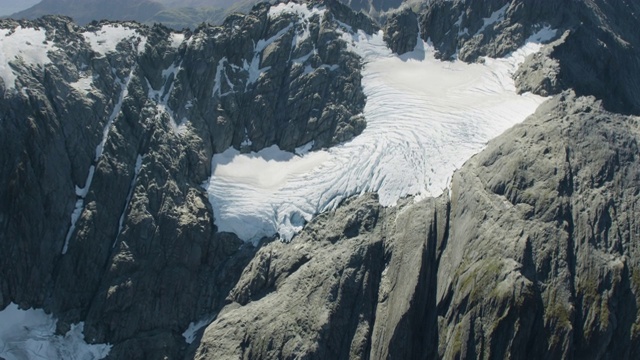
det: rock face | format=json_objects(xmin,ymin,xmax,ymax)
[
  {"xmin": 2, "ymin": 0, "xmax": 640, "ymax": 359},
  {"xmin": 383, "ymin": 7, "xmax": 418, "ymax": 54},
  {"xmin": 195, "ymin": 92, "xmax": 640, "ymax": 359},
  {"xmin": 419, "ymin": 0, "xmax": 640, "ymax": 115},
  {"xmin": 0, "ymin": 2, "xmax": 371, "ymax": 358}
]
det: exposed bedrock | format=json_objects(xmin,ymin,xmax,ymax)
[
  {"xmin": 0, "ymin": 3, "xmax": 372, "ymax": 357},
  {"xmin": 196, "ymin": 92, "xmax": 640, "ymax": 359}
]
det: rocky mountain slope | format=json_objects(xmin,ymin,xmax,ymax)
[{"xmin": 1, "ymin": 0, "xmax": 640, "ymax": 359}]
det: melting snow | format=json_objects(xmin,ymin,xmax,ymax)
[
  {"xmin": 0, "ymin": 27, "xmax": 53, "ymax": 90},
  {"xmin": 205, "ymin": 26, "xmax": 556, "ymax": 243},
  {"xmin": 83, "ymin": 25, "xmax": 147, "ymax": 56},
  {"xmin": 0, "ymin": 303, "xmax": 111, "ymax": 360}
]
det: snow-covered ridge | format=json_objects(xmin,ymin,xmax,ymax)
[
  {"xmin": 0, "ymin": 303, "xmax": 111, "ymax": 360},
  {"xmin": 205, "ymin": 24, "xmax": 557, "ymax": 243},
  {"xmin": 82, "ymin": 24, "xmax": 147, "ymax": 56},
  {"xmin": 0, "ymin": 27, "xmax": 53, "ymax": 90}
]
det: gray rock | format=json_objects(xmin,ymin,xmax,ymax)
[
  {"xmin": 0, "ymin": 3, "xmax": 373, "ymax": 356},
  {"xmin": 383, "ymin": 8, "xmax": 418, "ymax": 55}
]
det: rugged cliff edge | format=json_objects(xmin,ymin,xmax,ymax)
[
  {"xmin": 1, "ymin": 0, "xmax": 640, "ymax": 359},
  {"xmin": 194, "ymin": 92, "xmax": 640, "ymax": 359}
]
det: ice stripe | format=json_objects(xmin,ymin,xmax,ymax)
[{"xmin": 63, "ymin": 68, "xmax": 135, "ymax": 254}]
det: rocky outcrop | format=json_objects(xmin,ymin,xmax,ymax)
[
  {"xmin": 436, "ymin": 92, "xmax": 640, "ymax": 358},
  {"xmin": 383, "ymin": 7, "xmax": 418, "ymax": 54}
]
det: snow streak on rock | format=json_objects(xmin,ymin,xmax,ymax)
[
  {"xmin": 63, "ymin": 68, "xmax": 135, "ymax": 254},
  {"xmin": 205, "ymin": 18, "xmax": 555, "ymax": 243}
]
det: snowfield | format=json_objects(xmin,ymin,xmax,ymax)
[
  {"xmin": 205, "ymin": 19, "xmax": 557, "ymax": 243},
  {"xmin": 82, "ymin": 24, "xmax": 147, "ymax": 56},
  {"xmin": 0, "ymin": 27, "xmax": 53, "ymax": 90},
  {"xmin": 0, "ymin": 303, "xmax": 111, "ymax": 360}
]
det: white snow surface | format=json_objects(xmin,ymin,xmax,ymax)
[
  {"xmin": 206, "ymin": 27, "xmax": 555, "ymax": 243},
  {"xmin": 0, "ymin": 27, "xmax": 53, "ymax": 90},
  {"xmin": 182, "ymin": 316, "xmax": 215, "ymax": 344},
  {"xmin": 83, "ymin": 25, "xmax": 147, "ymax": 56},
  {"xmin": 169, "ymin": 33, "xmax": 185, "ymax": 48},
  {"xmin": 0, "ymin": 303, "xmax": 111, "ymax": 360}
]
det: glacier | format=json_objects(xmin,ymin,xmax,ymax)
[{"xmin": 205, "ymin": 20, "xmax": 557, "ymax": 243}]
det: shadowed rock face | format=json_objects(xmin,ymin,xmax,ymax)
[
  {"xmin": 0, "ymin": 3, "xmax": 372, "ymax": 357},
  {"xmin": 418, "ymin": 0, "xmax": 640, "ymax": 115},
  {"xmin": 1, "ymin": 0, "xmax": 640, "ymax": 359}
]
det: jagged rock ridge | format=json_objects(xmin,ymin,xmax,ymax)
[{"xmin": 0, "ymin": 2, "xmax": 372, "ymax": 357}]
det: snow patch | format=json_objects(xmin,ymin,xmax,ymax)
[
  {"xmin": 476, "ymin": 4, "xmax": 508, "ymax": 35},
  {"xmin": 0, "ymin": 27, "xmax": 53, "ymax": 90},
  {"xmin": 149, "ymin": 62, "xmax": 186, "ymax": 134},
  {"xmin": 0, "ymin": 303, "xmax": 111, "ymax": 360},
  {"xmin": 205, "ymin": 26, "xmax": 554, "ymax": 243},
  {"xmin": 169, "ymin": 33, "xmax": 185, "ymax": 48},
  {"xmin": 244, "ymin": 24, "xmax": 292, "ymax": 87},
  {"xmin": 182, "ymin": 316, "xmax": 215, "ymax": 344},
  {"xmin": 455, "ymin": 12, "xmax": 469, "ymax": 36},
  {"xmin": 83, "ymin": 25, "xmax": 146, "ymax": 56},
  {"xmin": 527, "ymin": 25, "xmax": 558, "ymax": 43},
  {"xmin": 241, "ymin": 128, "xmax": 252, "ymax": 147},
  {"xmin": 70, "ymin": 74, "xmax": 93, "ymax": 95}
]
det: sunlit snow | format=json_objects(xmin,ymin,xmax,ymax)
[
  {"xmin": 169, "ymin": 33, "xmax": 185, "ymax": 48},
  {"xmin": 0, "ymin": 27, "xmax": 53, "ymax": 90},
  {"xmin": 0, "ymin": 303, "xmax": 111, "ymax": 360},
  {"xmin": 83, "ymin": 25, "xmax": 147, "ymax": 56},
  {"xmin": 205, "ymin": 24, "xmax": 556, "ymax": 243}
]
